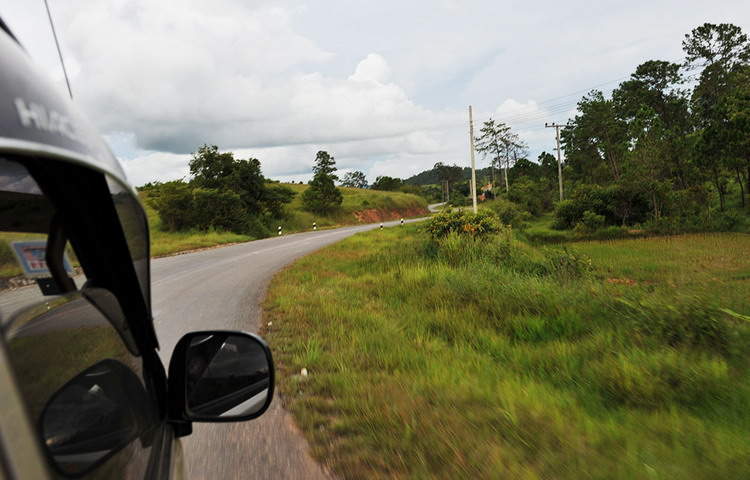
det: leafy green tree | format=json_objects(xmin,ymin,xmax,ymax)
[
  {"xmin": 302, "ymin": 151, "xmax": 343, "ymax": 214},
  {"xmin": 371, "ymin": 176, "xmax": 403, "ymax": 191},
  {"xmin": 341, "ymin": 170, "xmax": 368, "ymax": 188},
  {"xmin": 684, "ymin": 23, "xmax": 750, "ymax": 210},
  {"xmin": 312, "ymin": 151, "xmax": 338, "ymax": 179},
  {"xmin": 562, "ymin": 90, "xmax": 629, "ymax": 184},
  {"xmin": 188, "ymin": 144, "xmax": 292, "ymax": 216}
]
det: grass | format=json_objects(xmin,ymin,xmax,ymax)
[
  {"xmin": 263, "ymin": 225, "xmax": 750, "ymax": 479},
  {"xmin": 143, "ymin": 198, "xmax": 251, "ymax": 257},
  {"xmin": 143, "ymin": 184, "xmax": 428, "ymax": 257},
  {"xmin": 279, "ymin": 183, "xmax": 428, "ymax": 232}
]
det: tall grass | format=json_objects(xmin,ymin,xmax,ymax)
[{"xmin": 264, "ymin": 226, "xmax": 750, "ymax": 479}]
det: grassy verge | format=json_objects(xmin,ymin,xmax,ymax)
[
  {"xmin": 143, "ymin": 184, "xmax": 428, "ymax": 257},
  {"xmin": 142, "ymin": 199, "xmax": 251, "ymax": 257},
  {"xmin": 263, "ymin": 226, "xmax": 750, "ymax": 479}
]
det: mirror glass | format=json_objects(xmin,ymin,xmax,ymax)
[
  {"xmin": 185, "ymin": 333, "xmax": 271, "ymax": 419},
  {"xmin": 40, "ymin": 360, "xmax": 149, "ymax": 476}
]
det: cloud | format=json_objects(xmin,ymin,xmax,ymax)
[
  {"xmin": 349, "ymin": 53, "xmax": 391, "ymax": 83},
  {"xmin": 3, "ymin": 0, "xmax": 748, "ymax": 185}
]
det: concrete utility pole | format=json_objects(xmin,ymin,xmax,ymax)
[
  {"xmin": 545, "ymin": 122, "xmax": 565, "ymax": 201},
  {"xmin": 468, "ymin": 105, "xmax": 478, "ymax": 213}
]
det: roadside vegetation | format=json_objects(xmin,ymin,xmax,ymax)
[
  {"xmin": 138, "ymin": 146, "xmax": 427, "ymax": 257},
  {"xmin": 264, "ymin": 209, "xmax": 750, "ymax": 478},
  {"xmin": 397, "ymin": 23, "xmax": 750, "ymax": 241}
]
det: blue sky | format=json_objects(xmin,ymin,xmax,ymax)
[{"xmin": 2, "ymin": 1, "xmax": 748, "ymax": 185}]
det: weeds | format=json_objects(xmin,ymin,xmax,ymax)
[{"xmin": 264, "ymin": 225, "xmax": 750, "ymax": 479}]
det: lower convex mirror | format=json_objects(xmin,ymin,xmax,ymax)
[{"xmin": 169, "ymin": 331, "xmax": 274, "ymax": 422}]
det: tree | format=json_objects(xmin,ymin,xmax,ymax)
[
  {"xmin": 312, "ymin": 151, "xmax": 338, "ymax": 179},
  {"xmin": 187, "ymin": 144, "xmax": 293, "ymax": 216},
  {"xmin": 302, "ymin": 151, "xmax": 342, "ymax": 214},
  {"xmin": 341, "ymin": 170, "xmax": 368, "ymax": 188},
  {"xmin": 371, "ymin": 176, "xmax": 403, "ymax": 191},
  {"xmin": 684, "ymin": 23, "xmax": 750, "ymax": 210},
  {"xmin": 561, "ymin": 90, "xmax": 629, "ymax": 184},
  {"xmin": 475, "ymin": 119, "xmax": 511, "ymax": 188},
  {"xmin": 433, "ymin": 162, "xmax": 463, "ymax": 202}
]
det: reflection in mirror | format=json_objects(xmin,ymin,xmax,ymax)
[
  {"xmin": 40, "ymin": 360, "xmax": 149, "ymax": 477},
  {"xmin": 185, "ymin": 333, "xmax": 271, "ymax": 419}
]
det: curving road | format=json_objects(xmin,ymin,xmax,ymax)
[{"xmin": 152, "ymin": 210, "xmax": 440, "ymax": 479}]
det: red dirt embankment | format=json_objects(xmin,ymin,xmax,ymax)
[{"xmin": 353, "ymin": 207, "xmax": 429, "ymax": 223}]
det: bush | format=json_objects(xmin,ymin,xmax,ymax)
[
  {"xmin": 543, "ymin": 247, "xmax": 593, "ymax": 279},
  {"xmin": 485, "ymin": 199, "xmax": 531, "ymax": 229},
  {"xmin": 148, "ymin": 181, "xmax": 194, "ymax": 231},
  {"xmin": 191, "ymin": 188, "xmax": 248, "ymax": 232},
  {"xmin": 424, "ymin": 209, "xmax": 502, "ymax": 238},
  {"xmin": 552, "ymin": 184, "xmax": 650, "ymax": 229},
  {"xmin": 506, "ymin": 177, "xmax": 553, "ymax": 215},
  {"xmin": 574, "ymin": 210, "xmax": 605, "ymax": 233}
]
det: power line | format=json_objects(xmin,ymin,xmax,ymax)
[{"xmin": 43, "ymin": 0, "xmax": 73, "ymax": 99}]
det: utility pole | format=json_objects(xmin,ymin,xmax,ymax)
[
  {"xmin": 545, "ymin": 122, "xmax": 565, "ymax": 201},
  {"xmin": 468, "ymin": 106, "xmax": 478, "ymax": 213}
]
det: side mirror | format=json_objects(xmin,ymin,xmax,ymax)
[{"xmin": 168, "ymin": 331, "xmax": 274, "ymax": 423}]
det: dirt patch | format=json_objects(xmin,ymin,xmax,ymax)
[{"xmin": 352, "ymin": 207, "xmax": 429, "ymax": 223}]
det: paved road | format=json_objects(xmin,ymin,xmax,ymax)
[{"xmin": 152, "ymin": 214, "xmax": 433, "ymax": 479}]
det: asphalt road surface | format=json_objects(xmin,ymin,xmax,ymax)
[{"xmin": 152, "ymin": 211, "xmax": 440, "ymax": 479}]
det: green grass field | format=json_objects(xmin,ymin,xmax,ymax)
[{"xmin": 263, "ymin": 226, "xmax": 750, "ymax": 479}]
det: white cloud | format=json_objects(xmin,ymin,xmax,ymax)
[
  {"xmin": 2, "ymin": 0, "xmax": 748, "ymax": 184},
  {"xmin": 349, "ymin": 53, "xmax": 391, "ymax": 83}
]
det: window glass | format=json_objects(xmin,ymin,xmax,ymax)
[
  {"xmin": 0, "ymin": 157, "xmax": 83, "ymax": 321},
  {"xmin": 106, "ymin": 178, "xmax": 150, "ymax": 310}
]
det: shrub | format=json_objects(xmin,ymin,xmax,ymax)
[
  {"xmin": 552, "ymin": 184, "xmax": 650, "ymax": 229},
  {"xmin": 506, "ymin": 177, "xmax": 553, "ymax": 215},
  {"xmin": 543, "ymin": 247, "xmax": 593, "ymax": 279},
  {"xmin": 424, "ymin": 209, "xmax": 502, "ymax": 238},
  {"xmin": 574, "ymin": 210, "xmax": 606, "ymax": 233},
  {"xmin": 191, "ymin": 188, "xmax": 248, "ymax": 233},
  {"xmin": 148, "ymin": 181, "xmax": 194, "ymax": 231},
  {"xmin": 485, "ymin": 199, "xmax": 531, "ymax": 229}
]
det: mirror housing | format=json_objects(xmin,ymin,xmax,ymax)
[{"xmin": 168, "ymin": 330, "xmax": 274, "ymax": 425}]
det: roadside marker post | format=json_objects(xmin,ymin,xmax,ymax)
[
  {"xmin": 400, "ymin": 218, "xmax": 404, "ymax": 226},
  {"xmin": 278, "ymin": 226, "xmax": 282, "ymax": 236},
  {"xmin": 313, "ymin": 222, "xmax": 317, "ymax": 231},
  {"xmin": 380, "ymin": 223, "xmax": 383, "ymax": 230}
]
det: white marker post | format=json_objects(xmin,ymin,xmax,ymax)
[
  {"xmin": 313, "ymin": 221, "xmax": 317, "ymax": 231},
  {"xmin": 277, "ymin": 226, "xmax": 282, "ymax": 236},
  {"xmin": 380, "ymin": 223, "xmax": 383, "ymax": 230},
  {"xmin": 400, "ymin": 218, "xmax": 404, "ymax": 226}
]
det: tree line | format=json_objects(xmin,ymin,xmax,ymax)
[
  {"xmin": 141, "ymin": 147, "xmax": 346, "ymax": 237},
  {"xmin": 552, "ymin": 22, "xmax": 749, "ymax": 232},
  {"xmin": 406, "ymin": 22, "xmax": 750, "ymax": 233}
]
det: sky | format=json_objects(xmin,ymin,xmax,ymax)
[{"xmin": 2, "ymin": 1, "xmax": 748, "ymax": 186}]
